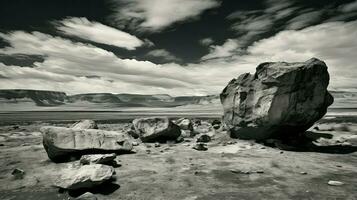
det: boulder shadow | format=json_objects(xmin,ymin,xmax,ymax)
[
  {"xmin": 67, "ymin": 181, "xmax": 120, "ymax": 197},
  {"xmin": 262, "ymin": 131, "xmax": 357, "ymax": 154}
]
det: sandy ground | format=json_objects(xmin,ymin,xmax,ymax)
[{"xmin": 0, "ymin": 118, "xmax": 357, "ymax": 200}]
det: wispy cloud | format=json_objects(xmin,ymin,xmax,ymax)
[
  {"xmin": 57, "ymin": 17, "xmax": 145, "ymax": 50},
  {"xmin": 199, "ymin": 38, "xmax": 214, "ymax": 46},
  {"xmin": 146, "ymin": 49, "xmax": 181, "ymax": 62},
  {"xmin": 1, "ymin": 21, "xmax": 357, "ymax": 94},
  {"xmin": 109, "ymin": 0, "xmax": 220, "ymax": 32}
]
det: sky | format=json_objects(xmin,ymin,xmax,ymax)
[{"xmin": 0, "ymin": 0, "xmax": 357, "ymax": 96}]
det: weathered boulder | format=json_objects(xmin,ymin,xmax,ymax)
[
  {"xmin": 40, "ymin": 126, "xmax": 133, "ymax": 162},
  {"xmin": 176, "ymin": 118, "xmax": 194, "ymax": 131},
  {"xmin": 220, "ymin": 58, "xmax": 334, "ymax": 140},
  {"xmin": 132, "ymin": 117, "xmax": 181, "ymax": 142},
  {"xmin": 80, "ymin": 153, "xmax": 116, "ymax": 165},
  {"xmin": 71, "ymin": 120, "xmax": 98, "ymax": 129},
  {"xmin": 54, "ymin": 164, "xmax": 115, "ymax": 190}
]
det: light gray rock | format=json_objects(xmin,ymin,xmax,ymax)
[
  {"xmin": 40, "ymin": 126, "xmax": 133, "ymax": 162},
  {"xmin": 220, "ymin": 58, "xmax": 333, "ymax": 140},
  {"xmin": 76, "ymin": 192, "xmax": 97, "ymax": 200},
  {"xmin": 176, "ymin": 118, "xmax": 193, "ymax": 131},
  {"xmin": 71, "ymin": 120, "xmax": 98, "ymax": 129},
  {"xmin": 54, "ymin": 164, "xmax": 115, "ymax": 190},
  {"xmin": 328, "ymin": 180, "xmax": 344, "ymax": 186},
  {"xmin": 80, "ymin": 153, "xmax": 116, "ymax": 165},
  {"xmin": 132, "ymin": 117, "xmax": 181, "ymax": 142}
]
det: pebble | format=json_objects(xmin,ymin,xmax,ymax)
[
  {"xmin": 132, "ymin": 141, "xmax": 139, "ymax": 146},
  {"xmin": 11, "ymin": 168, "xmax": 25, "ymax": 179},
  {"xmin": 328, "ymin": 180, "xmax": 344, "ymax": 186},
  {"xmin": 300, "ymin": 172, "xmax": 308, "ymax": 175},
  {"xmin": 154, "ymin": 143, "xmax": 160, "ymax": 147}
]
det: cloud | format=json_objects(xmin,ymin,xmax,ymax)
[
  {"xmin": 57, "ymin": 17, "xmax": 144, "ymax": 50},
  {"xmin": 109, "ymin": 0, "xmax": 220, "ymax": 32},
  {"xmin": 146, "ymin": 49, "xmax": 181, "ymax": 62},
  {"xmin": 201, "ymin": 39, "xmax": 241, "ymax": 60},
  {"xmin": 286, "ymin": 10, "xmax": 323, "ymax": 29},
  {"xmin": 199, "ymin": 37, "xmax": 214, "ymax": 46},
  {"xmin": 339, "ymin": 0, "xmax": 357, "ymax": 12},
  {"xmin": 1, "ymin": 21, "xmax": 357, "ymax": 95}
]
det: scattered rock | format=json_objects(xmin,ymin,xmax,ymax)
[
  {"xmin": 196, "ymin": 134, "xmax": 211, "ymax": 143},
  {"xmin": 226, "ymin": 140, "xmax": 236, "ymax": 145},
  {"xmin": 132, "ymin": 117, "xmax": 181, "ymax": 142},
  {"xmin": 192, "ymin": 143, "xmax": 208, "ymax": 151},
  {"xmin": 76, "ymin": 192, "xmax": 97, "ymax": 200},
  {"xmin": 154, "ymin": 142, "xmax": 160, "ymax": 147},
  {"xmin": 220, "ymin": 58, "xmax": 333, "ymax": 140},
  {"xmin": 54, "ymin": 164, "xmax": 115, "ymax": 190},
  {"xmin": 211, "ymin": 120, "xmax": 221, "ymax": 129},
  {"xmin": 11, "ymin": 168, "xmax": 25, "ymax": 179},
  {"xmin": 328, "ymin": 180, "xmax": 344, "ymax": 186},
  {"xmin": 176, "ymin": 118, "xmax": 194, "ymax": 131},
  {"xmin": 80, "ymin": 153, "xmax": 116, "ymax": 165},
  {"xmin": 40, "ymin": 126, "xmax": 133, "ymax": 162},
  {"xmin": 71, "ymin": 120, "xmax": 98, "ymax": 129},
  {"xmin": 12, "ymin": 125, "xmax": 19, "ymax": 129}
]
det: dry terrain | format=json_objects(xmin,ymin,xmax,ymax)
[{"xmin": 0, "ymin": 117, "xmax": 357, "ymax": 200}]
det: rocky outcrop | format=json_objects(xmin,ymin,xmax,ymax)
[
  {"xmin": 53, "ymin": 164, "xmax": 115, "ymax": 190},
  {"xmin": 132, "ymin": 117, "xmax": 181, "ymax": 142},
  {"xmin": 220, "ymin": 58, "xmax": 333, "ymax": 140},
  {"xmin": 71, "ymin": 120, "xmax": 98, "ymax": 129},
  {"xmin": 40, "ymin": 126, "xmax": 133, "ymax": 162}
]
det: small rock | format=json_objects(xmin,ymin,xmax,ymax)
[
  {"xmin": 300, "ymin": 172, "xmax": 308, "ymax": 175},
  {"xmin": 226, "ymin": 140, "xmax": 236, "ymax": 145},
  {"xmin": 80, "ymin": 153, "xmax": 116, "ymax": 165},
  {"xmin": 146, "ymin": 149, "xmax": 151, "ymax": 154},
  {"xmin": 328, "ymin": 180, "xmax": 344, "ymax": 186},
  {"xmin": 12, "ymin": 125, "xmax": 19, "ymax": 129},
  {"xmin": 132, "ymin": 141, "xmax": 139, "ymax": 146},
  {"xmin": 255, "ymin": 170, "xmax": 264, "ymax": 174},
  {"xmin": 154, "ymin": 142, "xmax": 160, "ymax": 147},
  {"xmin": 11, "ymin": 168, "xmax": 25, "ymax": 179},
  {"xmin": 176, "ymin": 118, "xmax": 194, "ymax": 131},
  {"xmin": 192, "ymin": 143, "xmax": 208, "ymax": 151},
  {"xmin": 196, "ymin": 134, "xmax": 211, "ymax": 143},
  {"xmin": 76, "ymin": 192, "xmax": 97, "ymax": 200}
]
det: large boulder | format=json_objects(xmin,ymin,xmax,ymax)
[
  {"xmin": 71, "ymin": 120, "xmax": 98, "ymax": 129},
  {"xmin": 132, "ymin": 117, "xmax": 181, "ymax": 142},
  {"xmin": 40, "ymin": 126, "xmax": 133, "ymax": 162},
  {"xmin": 54, "ymin": 164, "xmax": 115, "ymax": 190},
  {"xmin": 220, "ymin": 58, "xmax": 333, "ymax": 140}
]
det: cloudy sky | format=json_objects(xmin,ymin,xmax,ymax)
[{"xmin": 0, "ymin": 0, "xmax": 357, "ymax": 96}]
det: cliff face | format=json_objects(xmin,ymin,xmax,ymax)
[
  {"xmin": 0, "ymin": 89, "xmax": 220, "ymax": 108},
  {"xmin": 0, "ymin": 89, "xmax": 67, "ymax": 106}
]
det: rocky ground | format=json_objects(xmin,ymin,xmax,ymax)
[{"xmin": 0, "ymin": 117, "xmax": 357, "ymax": 200}]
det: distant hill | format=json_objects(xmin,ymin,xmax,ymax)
[
  {"xmin": 0, "ymin": 89, "xmax": 356, "ymax": 110},
  {"xmin": 0, "ymin": 89, "xmax": 220, "ymax": 108}
]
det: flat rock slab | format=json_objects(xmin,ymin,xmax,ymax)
[
  {"xmin": 54, "ymin": 164, "xmax": 115, "ymax": 190},
  {"xmin": 80, "ymin": 153, "xmax": 117, "ymax": 165},
  {"xmin": 40, "ymin": 126, "xmax": 133, "ymax": 162}
]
